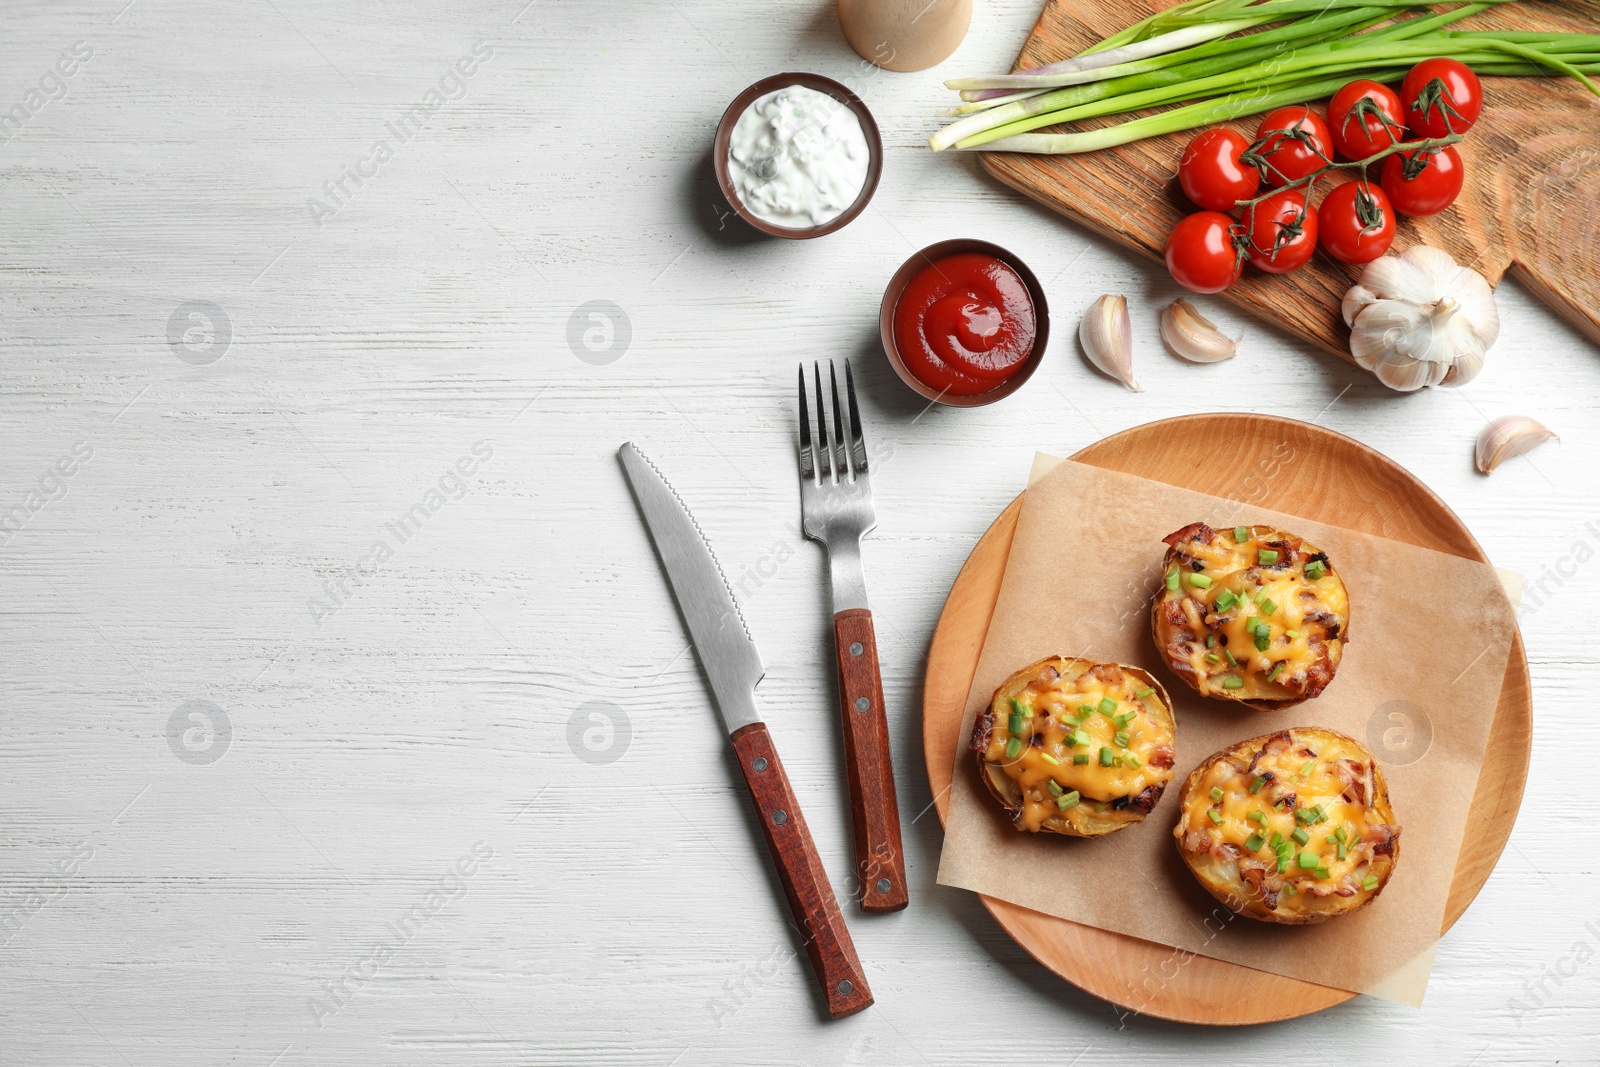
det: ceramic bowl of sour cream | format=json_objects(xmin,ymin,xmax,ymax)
[{"xmin": 714, "ymin": 72, "xmax": 883, "ymax": 239}]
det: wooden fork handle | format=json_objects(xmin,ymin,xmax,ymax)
[
  {"xmin": 730, "ymin": 722, "xmax": 874, "ymax": 1019},
  {"xmin": 832, "ymin": 609, "xmax": 909, "ymax": 913}
]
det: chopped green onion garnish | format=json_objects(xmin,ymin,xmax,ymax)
[
  {"xmin": 1299, "ymin": 759, "xmax": 1317, "ymax": 777},
  {"xmin": 1099, "ymin": 746, "xmax": 1114, "ymax": 767},
  {"xmin": 1165, "ymin": 569, "xmax": 1180, "ymax": 592},
  {"xmin": 1258, "ymin": 549, "xmax": 1279, "ymax": 566},
  {"xmin": 1335, "ymin": 826, "xmax": 1348, "ymax": 843},
  {"xmin": 1098, "ymin": 697, "xmax": 1117, "ymax": 715},
  {"xmin": 1057, "ymin": 791, "xmax": 1080, "ymax": 811},
  {"xmin": 1209, "ymin": 787, "xmax": 1224, "ymax": 802},
  {"xmin": 1004, "ymin": 737, "xmax": 1022, "ymax": 759},
  {"xmin": 1363, "ymin": 875, "xmax": 1380, "ymax": 891},
  {"xmin": 1077, "ymin": 704, "xmax": 1094, "ymax": 719},
  {"xmin": 1113, "ymin": 711, "xmax": 1134, "ymax": 727},
  {"xmin": 1205, "ymin": 633, "xmax": 1217, "ymax": 648},
  {"xmin": 1285, "ymin": 629, "xmax": 1303, "ymax": 640},
  {"xmin": 1249, "ymin": 776, "xmax": 1266, "ymax": 794},
  {"xmin": 1244, "ymin": 833, "xmax": 1265, "ymax": 852},
  {"xmin": 1255, "ymin": 633, "xmax": 1270, "ymax": 652},
  {"xmin": 1247, "ymin": 810, "xmax": 1266, "ymax": 824},
  {"xmin": 1224, "ymin": 650, "xmax": 1238, "ymax": 667},
  {"xmin": 1325, "ymin": 834, "xmax": 1338, "ymax": 844},
  {"xmin": 1207, "ymin": 809, "xmax": 1223, "ymax": 825},
  {"xmin": 1266, "ymin": 661, "xmax": 1285, "ymax": 683},
  {"xmin": 1073, "ymin": 754, "xmax": 1090, "ymax": 765},
  {"xmin": 1114, "ymin": 730, "xmax": 1130, "ymax": 747},
  {"xmin": 1046, "ymin": 779, "xmax": 1064, "ymax": 797},
  {"xmin": 1234, "ymin": 526, "xmax": 1249, "ymax": 543},
  {"xmin": 1071, "ymin": 729, "xmax": 1090, "ymax": 748},
  {"xmin": 1337, "ymin": 842, "xmax": 1348, "ymax": 861},
  {"xmin": 1221, "ymin": 676, "xmax": 1244, "ymax": 690},
  {"xmin": 1114, "ymin": 756, "xmax": 1126, "ymax": 767},
  {"xmin": 1297, "ymin": 852, "xmax": 1319, "ymax": 869},
  {"xmin": 1205, "ymin": 653, "xmax": 1221, "ymax": 665},
  {"xmin": 1214, "ymin": 590, "xmax": 1237, "ymax": 611},
  {"xmin": 1009, "ymin": 697, "xmax": 1027, "ymax": 716},
  {"xmin": 1305, "ymin": 561, "xmax": 1327, "ymax": 580},
  {"xmin": 1134, "ymin": 687, "xmax": 1155, "ymax": 698},
  {"xmin": 1038, "ymin": 752, "xmax": 1059, "ymax": 767},
  {"xmin": 1291, "ymin": 827, "xmax": 1309, "ymax": 845},
  {"xmin": 1008, "ymin": 711, "xmax": 1025, "ymax": 735},
  {"xmin": 1187, "ymin": 573, "xmax": 1213, "ymax": 588},
  {"xmin": 1254, "ymin": 588, "xmax": 1270, "ymax": 605},
  {"xmin": 1259, "ymin": 598, "xmax": 1277, "ymax": 615},
  {"xmin": 1124, "ymin": 753, "xmax": 1141, "ymax": 769},
  {"xmin": 1270, "ymin": 832, "xmax": 1284, "ymax": 847}
]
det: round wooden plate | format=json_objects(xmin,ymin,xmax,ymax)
[{"xmin": 922, "ymin": 412, "xmax": 1531, "ymax": 1026}]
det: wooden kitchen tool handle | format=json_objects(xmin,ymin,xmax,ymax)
[
  {"xmin": 730, "ymin": 722, "xmax": 874, "ymax": 1019},
  {"xmin": 832, "ymin": 608, "xmax": 909, "ymax": 913}
]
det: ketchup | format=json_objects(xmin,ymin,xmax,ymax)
[{"xmin": 893, "ymin": 252, "xmax": 1036, "ymax": 396}]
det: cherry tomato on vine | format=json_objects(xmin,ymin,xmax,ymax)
[
  {"xmin": 1402, "ymin": 58, "xmax": 1483, "ymax": 137},
  {"xmin": 1253, "ymin": 106, "xmax": 1332, "ymax": 186},
  {"xmin": 1318, "ymin": 180, "xmax": 1396, "ymax": 263},
  {"xmin": 1177, "ymin": 128, "xmax": 1261, "ymax": 211},
  {"xmin": 1328, "ymin": 80, "xmax": 1405, "ymax": 161},
  {"xmin": 1244, "ymin": 189, "xmax": 1318, "ymax": 274},
  {"xmin": 1380, "ymin": 144, "xmax": 1464, "ymax": 216},
  {"xmin": 1165, "ymin": 211, "xmax": 1243, "ymax": 294}
]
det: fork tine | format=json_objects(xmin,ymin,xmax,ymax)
[
  {"xmin": 844, "ymin": 359, "xmax": 868, "ymax": 475},
  {"xmin": 797, "ymin": 364, "xmax": 815, "ymax": 483},
  {"xmin": 828, "ymin": 361, "xmax": 848, "ymax": 480},
  {"xmin": 813, "ymin": 361, "xmax": 832, "ymax": 482}
]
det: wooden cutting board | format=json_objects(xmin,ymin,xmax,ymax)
[{"xmin": 978, "ymin": 0, "xmax": 1600, "ymax": 361}]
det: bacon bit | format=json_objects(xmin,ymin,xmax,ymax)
[
  {"xmin": 1249, "ymin": 732, "xmax": 1296, "ymax": 771},
  {"xmin": 1335, "ymin": 759, "xmax": 1370, "ymax": 805},
  {"xmin": 1086, "ymin": 662, "xmax": 1122, "ymax": 687},
  {"xmin": 1163, "ymin": 521, "xmax": 1216, "ymax": 548},
  {"xmin": 1147, "ymin": 745, "xmax": 1176, "ymax": 769},
  {"xmin": 1364, "ymin": 824, "xmax": 1400, "ymax": 855},
  {"xmin": 1040, "ymin": 664, "xmax": 1060, "ymax": 683},
  {"xmin": 1128, "ymin": 782, "xmax": 1166, "ymax": 815},
  {"xmin": 1182, "ymin": 829, "xmax": 1214, "ymax": 853},
  {"xmin": 970, "ymin": 710, "xmax": 994, "ymax": 752}
]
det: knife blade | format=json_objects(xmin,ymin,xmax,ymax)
[{"xmin": 618, "ymin": 442, "xmax": 873, "ymax": 1020}]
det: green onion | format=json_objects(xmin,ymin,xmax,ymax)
[
  {"xmin": 1297, "ymin": 852, "xmax": 1320, "ymax": 869},
  {"xmin": 1205, "ymin": 652, "xmax": 1222, "ymax": 665},
  {"xmin": 1285, "ymin": 629, "xmax": 1303, "ymax": 640},
  {"xmin": 1187, "ymin": 572, "xmax": 1213, "ymax": 588},
  {"xmin": 1074, "ymin": 753, "xmax": 1090, "ymax": 765},
  {"xmin": 1259, "ymin": 597, "xmax": 1277, "ymax": 615},
  {"xmin": 1210, "ymin": 786, "xmax": 1224, "ymax": 801},
  {"xmin": 1114, "ymin": 711, "xmax": 1135, "ymax": 727},
  {"xmin": 1245, "ymin": 833, "xmax": 1265, "ymax": 852},
  {"xmin": 1077, "ymin": 704, "xmax": 1094, "ymax": 719},
  {"xmin": 1292, "ymin": 827, "xmax": 1309, "ymax": 845},
  {"xmin": 1255, "ymin": 633, "xmax": 1270, "ymax": 652},
  {"xmin": 1008, "ymin": 711, "xmax": 1026, "ymax": 735},
  {"xmin": 1098, "ymin": 697, "xmax": 1117, "ymax": 715},
  {"xmin": 1047, "ymin": 779, "xmax": 1064, "ymax": 797},
  {"xmin": 1009, "ymin": 697, "xmax": 1027, "ymax": 716},
  {"xmin": 1363, "ymin": 875, "xmax": 1380, "ymax": 890},
  {"xmin": 1205, "ymin": 633, "xmax": 1217, "ymax": 648},
  {"xmin": 1215, "ymin": 590, "xmax": 1237, "ymax": 611},
  {"xmin": 1165, "ymin": 568, "xmax": 1181, "ymax": 592},
  {"xmin": 1338, "ymin": 841, "xmax": 1348, "ymax": 861},
  {"xmin": 1326, "ymin": 834, "xmax": 1338, "ymax": 844},
  {"xmin": 1305, "ymin": 560, "xmax": 1327, "ymax": 580},
  {"xmin": 1224, "ymin": 650, "xmax": 1239, "ymax": 667},
  {"xmin": 1299, "ymin": 759, "xmax": 1317, "ymax": 777},
  {"xmin": 1258, "ymin": 549, "xmax": 1279, "ymax": 566},
  {"xmin": 1038, "ymin": 751, "xmax": 1059, "ymax": 767},
  {"xmin": 1058, "ymin": 790, "xmax": 1081, "ymax": 811},
  {"xmin": 1125, "ymin": 753, "xmax": 1142, "ymax": 768},
  {"xmin": 1335, "ymin": 826, "xmax": 1348, "ymax": 843},
  {"xmin": 1222, "ymin": 676, "xmax": 1244, "ymax": 690},
  {"xmin": 1071, "ymin": 729, "xmax": 1091, "ymax": 747},
  {"xmin": 1234, "ymin": 526, "xmax": 1249, "ymax": 543},
  {"xmin": 1266, "ymin": 661, "xmax": 1285, "ymax": 682},
  {"xmin": 1134, "ymin": 686, "xmax": 1155, "ymax": 698},
  {"xmin": 1115, "ymin": 730, "xmax": 1130, "ymax": 747},
  {"xmin": 1248, "ymin": 809, "xmax": 1266, "ymax": 823},
  {"xmin": 1099, "ymin": 746, "xmax": 1115, "ymax": 766},
  {"xmin": 1249, "ymin": 775, "xmax": 1266, "ymax": 794},
  {"xmin": 1207, "ymin": 809, "xmax": 1224, "ymax": 825},
  {"xmin": 1270, "ymin": 832, "xmax": 1284, "ymax": 847},
  {"xmin": 1005, "ymin": 737, "xmax": 1023, "ymax": 759}
]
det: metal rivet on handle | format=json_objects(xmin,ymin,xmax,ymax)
[
  {"xmin": 752, "ymin": 757, "xmax": 768, "ymax": 772},
  {"xmin": 772, "ymin": 809, "xmax": 788, "ymax": 825},
  {"xmin": 849, "ymin": 642, "xmax": 864, "ymax": 657},
  {"xmin": 876, "ymin": 878, "xmax": 891, "ymax": 894},
  {"xmin": 837, "ymin": 980, "xmax": 853, "ymax": 995},
  {"xmin": 854, "ymin": 697, "xmax": 869, "ymax": 712}
]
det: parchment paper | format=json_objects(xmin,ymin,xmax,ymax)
[{"xmin": 936, "ymin": 456, "xmax": 1521, "ymax": 1005}]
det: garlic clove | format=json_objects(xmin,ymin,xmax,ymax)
[
  {"xmin": 1160, "ymin": 298, "xmax": 1239, "ymax": 363},
  {"xmin": 1079, "ymin": 293, "xmax": 1140, "ymax": 391},
  {"xmin": 1475, "ymin": 416, "xmax": 1558, "ymax": 474}
]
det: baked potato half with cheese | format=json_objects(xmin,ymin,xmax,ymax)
[
  {"xmin": 970, "ymin": 657, "xmax": 1177, "ymax": 837},
  {"xmin": 1152, "ymin": 522, "xmax": 1349, "ymax": 709},
  {"xmin": 1174, "ymin": 728, "xmax": 1400, "ymax": 924}
]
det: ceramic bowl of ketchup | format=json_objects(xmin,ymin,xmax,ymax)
[{"xmin": 880, "ymin": 239, "xmax": 1049, "ymax": 407}]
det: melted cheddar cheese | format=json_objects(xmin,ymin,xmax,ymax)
[
  {"xmin": 978, "ymin": 659, "xmax": 1175, "ymax": 834},
  {"xmin": 1155, "ymin": 523, "xmax": 1349, "ymax": 702},
  {"xmin": 1176, "ymin": 729, "xmax": 1400, "ymax": 921}
]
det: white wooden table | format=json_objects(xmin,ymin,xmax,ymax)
[{"xmin": 3, "ymin": 1, "xmax": 1596, "ymax": 1063}]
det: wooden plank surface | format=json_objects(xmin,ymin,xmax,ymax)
[{"xmin": 980, "ymin": 0, "xmax": 1600, "ymax": 360}]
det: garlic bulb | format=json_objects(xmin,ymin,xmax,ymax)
[
  {"xmin": 1341, "ymin": 245, "xmax": 1499, "ymax": 392},
  {"xmin": 1079, "ymin": 294, "xmax": 1140, "ymax": 391},
  {"xmin": 1160, "ymin": 298, "xmax": 1239, "ymax": 363},
  {"xmin": 1476, "ymin": 416, "xmax": 1558, "ymax": 474}
]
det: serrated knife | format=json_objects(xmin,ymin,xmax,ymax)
[{"xmin": 618, "ymin": 442, "xmax": 873, "ymax": 1020}]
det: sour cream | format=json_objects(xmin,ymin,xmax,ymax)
[{"xmin": 727, "ymin": 84, "xmax": 870, "ymax": 230}]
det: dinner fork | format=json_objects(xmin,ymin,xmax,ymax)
[{"xmin": 798, "ymin": 360, "xmax": 907, "ymax": 914}]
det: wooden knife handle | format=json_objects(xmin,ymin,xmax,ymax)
[
  {"xmin": 832, "ymin": 608, "xmax": 909, "ymax": 913},
  {"xmin": 730, "ymin": 722, "xmax": 874, "ymax": 1019}
]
